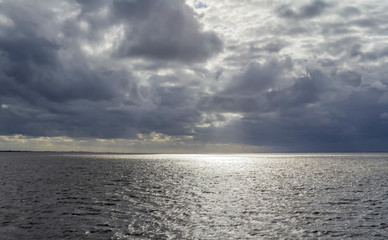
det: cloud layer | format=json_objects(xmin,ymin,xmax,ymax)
[{"xmin": 1, "ymin": 0, "xmax": 388, "ymax": 152}]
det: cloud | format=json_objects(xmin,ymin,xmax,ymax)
[
  {"xmin": 276, "ymin": 0, "xmax": 329, "ymax": 20},
  {"xmin": 340, "ymin": 7, "xmax": 361, "ymax": 17},
  {"xmin": 334, "ymin": 70, "xmax": 361, "ymax": 87},
  {"xmin": 224, "ymin": 59, "xmax": 293, "ymax": 95},
  {"xmin": 112, "ymin": 0, "xmax": 223, "ymax": 62},
  {"xmin": 381, "ymin": 112, "xmax": 388, "ymax": 120},
  {"xmin": 0, "ymin": 0, "xmax": 388, "ymax": 152}
]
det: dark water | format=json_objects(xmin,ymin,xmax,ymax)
[{"xmin": 0, "ymin": 153, "xmax": 387, "ymax": 239}]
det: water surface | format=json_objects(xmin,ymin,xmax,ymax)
[{"xmin": 0, "ymin": 153, "xmax": 387, "ymax": 239}]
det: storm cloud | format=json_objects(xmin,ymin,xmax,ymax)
[
  {"xmin": 113, "ymin": 0, "xmax": 223, "ymax": 62},
  {"xmin": 1, "ymin": 0, "xmax": 388, "ymax": 152}
]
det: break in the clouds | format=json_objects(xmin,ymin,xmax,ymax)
[{"xmin": 0, "ymin": 0, "xmax": 388, "ymax": 152}]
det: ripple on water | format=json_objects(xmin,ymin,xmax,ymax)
[{"xmin": 0, "ymin": 153, "xmax": 387, "ymax": 239}]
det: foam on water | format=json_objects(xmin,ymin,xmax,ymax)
[{"xmin": 0, "ymin": 153, "xmax": 387, "ymax": 239}]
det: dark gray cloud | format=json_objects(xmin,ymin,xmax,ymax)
[
  {"xmin": 276, "ymin": 0, "xmax": 329, "ymax": 19},
  {"xmin": 196, "ymin": 50, "xmax": 388, "ymax": 151},
  {"xmin": 112, "ymin": 0, "xmax": 223, "ymax": 62},
  {"xmin": 340, "ymin": 7, "xmax": 361, "ymax": 17},
  {"xmin": 334, "ymin": 70, "xmax": 361, "ymax": 87},
  {"xmin": 201, "ymin": 64, "xmax": 329, "ymax": 114},
  {"xmin": 224, "ymin": 59, "xmax": 292, "ymax": 95},
  {"xmin": 0, "ymin": 0, "xmax": 208, "ymax": 140},
  {"xmin": 198, "ymin": 85, "xmax": 388, "ymax": 152}
]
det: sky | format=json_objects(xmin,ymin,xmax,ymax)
[{"xmin": 0, "ymin": 0, "xmax": 388, "ymax": 153}]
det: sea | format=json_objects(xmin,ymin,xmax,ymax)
[{"xmin": 0, "ymin": 152, "xmax": 387, "ymax": 239}]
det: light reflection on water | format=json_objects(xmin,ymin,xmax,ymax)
[{"xmin": 0, "ymin": 153, "xmax": 387, "ymax": 239}]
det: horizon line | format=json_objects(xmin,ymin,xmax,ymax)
[{"xmin": 1, "ymin": 150, "xmax": 388, "ymax": 154}]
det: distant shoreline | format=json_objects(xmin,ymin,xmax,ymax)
[
  {"xmin": 1, "ymin": 150, "xmax": 388, "ymax": 154},
  {"xmin": 0, "ymin": 150, "xmax": 155, "ymax": 154}
]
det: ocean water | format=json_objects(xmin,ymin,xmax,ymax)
[{"xmin": 0, "ymin": 153, "xmax": 387, "ymax": 239}]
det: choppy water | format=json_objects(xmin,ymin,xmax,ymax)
[{"xmin": 0, "ymin": 153, "xmax": 387, "ymax": 239}]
